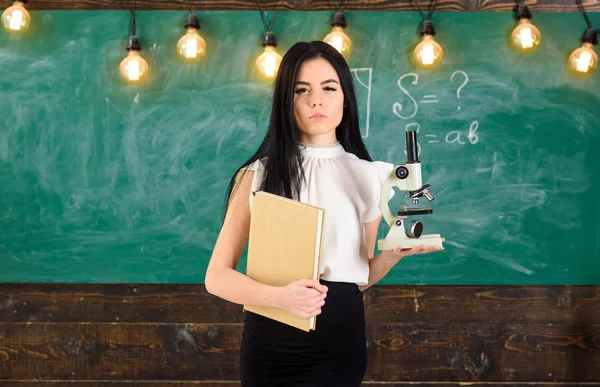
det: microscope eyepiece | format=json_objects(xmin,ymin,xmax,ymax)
[{"xmin": 406, "ymin": 130, "xmax": 419, "ymax": 164}]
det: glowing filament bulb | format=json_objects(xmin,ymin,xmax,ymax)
[
  {"xmin": 323, "ymin": 26, "xmax": 352, "ymax": 56},
  {"xmin": 119, "ymin": 50, "xmax": 149, "ymax": 83},
  {"xmin": 414, "ymin": 35, "xmax": 443, "ymax": 67},
  {"xmin": 511, "ymin": 19, "xmax": 541, "ymax": 51},
  {"xmin": 177, "ymin": 15, "xmax": 207, "ymax": 62},
  {"xmin": 569, "ymin": 42, "xmax": 598, "ymax": 74},
  {"xmin": 2, "ymin": 1, "xmax": 31, "ymax": 33},
  {"xmin": 256, "ymin": 45, "xmax": 282, "ymax": 79},
  {"xmin": 177, "ymin": 29, "xmax": 207, "ymax": 61}
]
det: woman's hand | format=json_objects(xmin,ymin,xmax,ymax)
[
  {"xmin": 393, "ymin": 244, "xmax": 444, "ymax": 257},
  {"xmin": 383, "ymin": 244, "xmax": 444, "ymax": 264},
  {"xmin": 276, "ymin": 279, "xmax": 328, "ymax": 319}
]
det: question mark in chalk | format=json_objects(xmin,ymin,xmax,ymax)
[{"xmin": 450, "ymin": 70, "xmax": 469, "ymax": 111}]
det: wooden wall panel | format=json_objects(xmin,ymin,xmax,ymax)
[
  {"xmin": 1, "ymin": 322, "xmax": 600, "ymax": 381},
  {"xmin": 0, "ymin": 0, "xmax": 598, "ymax": 12},
  {"xmin": 1, "ymin": 284, "xmax": 600, "ymax": 384},
  {"xmin": 0, "ymin": 284, "xmax": 243, "ymax": 324},
  {"xmin": 2, "ymin": 284, "xmax": 599, "ymax": 324}
]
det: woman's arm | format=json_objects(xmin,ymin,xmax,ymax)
[
  {"xmin": 204, "ymin": 171, "xmax": 327, "ymax": 318},
  {"xmin": 358, "ymin": 215, "xmax": 443, "ymax": 291}
]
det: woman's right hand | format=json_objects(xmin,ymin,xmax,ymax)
[{"xmin": 277, "ymin": 279, "xmax": 328, "ymax": 318}]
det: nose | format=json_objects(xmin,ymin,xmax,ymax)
[{"xmin": 310, "ymin": 94, "xmax": 322, "ymax": 107}]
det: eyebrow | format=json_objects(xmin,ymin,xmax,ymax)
[{"xmin": 295, "ymin": 79, "xmax": 340, "ymax": 86}]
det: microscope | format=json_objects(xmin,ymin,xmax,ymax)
[{"xmin": 377, "ymin": 130, "xmax": 444, "ymax": 250}]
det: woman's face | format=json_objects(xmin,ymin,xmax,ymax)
[{"xmin": 293, "ymin": 58, "xmax": 344, "ymax": 144}]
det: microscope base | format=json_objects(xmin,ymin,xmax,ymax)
[{"xmin": 378, "ymin": 233, "xmax": 444, "ymax": 250}]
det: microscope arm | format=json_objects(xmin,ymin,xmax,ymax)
[{"xmin": 379, "ymin": 166, "xmax": 407, "ymax": 228}]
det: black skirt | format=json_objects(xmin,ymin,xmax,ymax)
[{"xmin": 240, "ymin": 280, "xmax": 367, "ymax": 387}]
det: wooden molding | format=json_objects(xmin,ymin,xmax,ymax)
[{"xmin": 1, "ymin": 0, "xmax": 599, "ymax": 12}]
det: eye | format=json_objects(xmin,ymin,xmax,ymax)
[
  {"xmin": 294, "ymin": 88, "xmax": 309, "ymax": 94},
  {"xmin": 323, "ymin": 86, "xmax": 338, "ymax": 92}
]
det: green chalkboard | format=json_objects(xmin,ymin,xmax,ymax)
[{"xmin": 1, "ymin": 11, "xmax": 599, "ymax": 284}]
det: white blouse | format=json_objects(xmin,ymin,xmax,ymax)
[{"xmin": 243, "ymin": 144, "xmax": 394, "ymax": 286}]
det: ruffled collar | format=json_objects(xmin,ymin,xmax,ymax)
[{"xmin": 299, "ymin": 143, "xmax": 346, "ymax": 159}]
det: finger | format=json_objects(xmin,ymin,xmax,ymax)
[
  {"xmin": 307, "ymin": 280, "xmax": 328, "ymax": 293},
  {"xmin": 393, "ymin": 246, "xmax": 412, "ymax": 254},
  {"xmin": 304, "ymin": 304, "xmax": 322, "ymax": 316},
  {"xmin": 295, "ymin": 279, "xmax": 315, "ymax": 287},
  {"xmin": 295, "ymin": 279, "xmax": 327, "ymax": 294},
  {"xmin": 413, "ymin": 245, "xmax": 427, "ymax": 253},
  {"xmin": 312, "ymin": 299, "xmax": 325, "ymax": 308},
  {"xmin": 312, "ymin": 292, "xmax": 327, "ymax": 303}
]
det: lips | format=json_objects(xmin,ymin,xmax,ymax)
[{"xmin": 310, "ymin": 113, "xmax": 327, "ymax": 119}]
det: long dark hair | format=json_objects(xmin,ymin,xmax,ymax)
[{"xmin": 223, "ymin": 41, "xmax": 372, "ymax": 218}]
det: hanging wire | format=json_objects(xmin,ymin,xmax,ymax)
[
  {"xmin": 251, "ymin": 0, "xmax": 279, "ymax": 32},
  {"xmin": 340, "ymin": 0, "xmax": 351, "ymax": 12},
  {"xmin": 412, "ymin": 0, "xmax": 438, "ymax": 21},
  {"xmin": 180, "ymin": 0, "xmax": 193, "ymax": 13},
  {"xmin": 260, "ymin": 10, "xmax": 278, "ymax": 31},
  {"xmin": 575, "ymin": 0, "xmax": 594, "ymax": 30},
  {"xmin": 338, "ymin": 0, "xmax": 351, "ymax": 12},
  {"xmin": 180, "ymin": 0, "xmax": 194, "ymax": 14},
  {"xmin": 326, "ymin": 0, "xmax": 351, "ymax": 12},
  {"xmin": 130, "ymin": 0, "xmax": 137, "ymax": 35}
]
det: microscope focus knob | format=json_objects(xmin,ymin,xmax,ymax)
[
  {"xmin": 395, "ymin": 166, "xmax": 409, "ymax": 179},
  {"xmin": 407, "ymin": 220, "xmax": 424, "ymax": 238}
]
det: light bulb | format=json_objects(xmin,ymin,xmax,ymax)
[
  {"xmin": 324, "ymin": 26, "xmax": 351, "ymax": 56},
  {"xmin": 511, "ymin": 19, "xmax": 541, "ymax": 51},
  {"xmin": 119, "ymin": 37, "xmax": 149, "ymax": 83},
  {"xmin": 323, "ymin": 12, "xmax": 351, "ymax": 56},
  {"xmin": 120, "ymin": 51, "xmax": 149, "ymax": 82},
  {"xmin": 2, "ymin": 0, "xmax": 31, "ymax": 33},
  {"xmin": 177, "ymin": 13, "xmax": 207, "ymax": 62},
  {"xmin": 569, "ymin": 42, "xmax": 598, "ymax": 74},
  {"xmin": 256, "ymin": 46, "xmax": 282, "ymax": 79},
  {"xmin": 414, "ymin": 35, "xmax": 443, "ymax": 67},
  {"xmin": 177, "ymin": 28, "xmax": 207, "ymax": 61},
  {"xmin": 256, "ymin": 32, "xmax": 282, "ymax": 80}
]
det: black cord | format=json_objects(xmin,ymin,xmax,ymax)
[
  {"xmin": 180, "ymin": 0, "xmax": 194, "ymax": 13},
  {"xmin": 575, "ymin": 0, "xmax": 594, "ymax": 30},
  {"xmin": 131, "ymin": 0, "xmax": 137, "ymax": 35},
  {"xmin": 412, "ymin": 0, "xmax": 438, "ymax": 21},
  {"xmin": 339, "ymin": 0, "xmax": 351, "ymax": 13},
  {"xmin": 252, "ymin": 0, "xmax": 279, "ymax": 32},
  {"xmin": 261, "ymin": 11, "xmax": 279, "ymax": 31},
  {"xmin": 326, "ymin": 0, "xmax": 351, "ymax": 13}
]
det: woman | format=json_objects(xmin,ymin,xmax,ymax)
[{"xmin": 205, "ymin": 41, "xmax": 443, "ymax": 386}]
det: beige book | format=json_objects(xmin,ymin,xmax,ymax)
[{"xmin": 243, "ymin": 191, "xmax": 325, "ymax": 332}]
